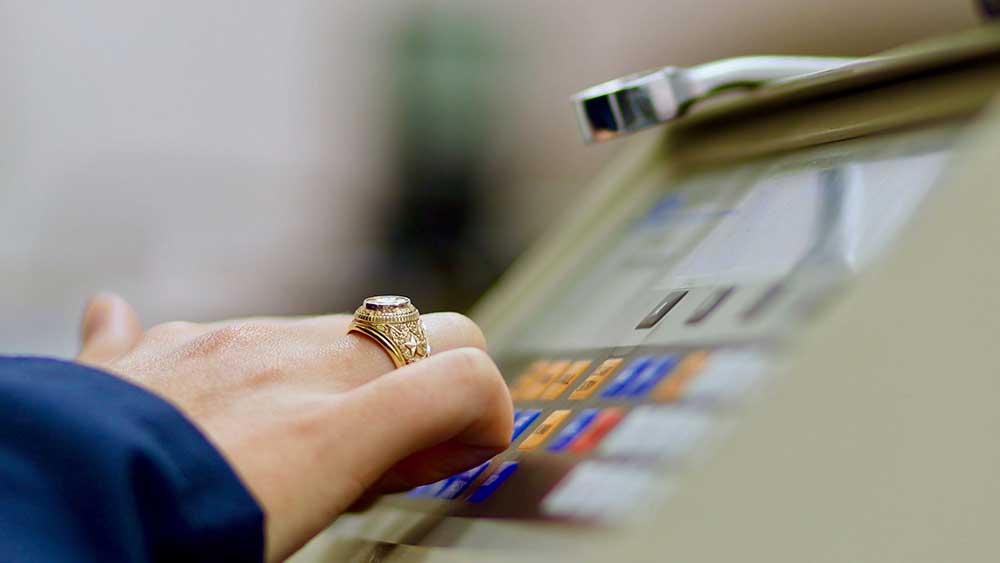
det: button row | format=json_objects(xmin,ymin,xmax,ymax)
[
  {"xmin": 408, "ymin": 405, "xmax": 629, "ymax": 503},
  {"xmin": 408, "ymin": 349, "xmax": 769, "ymax": 509},
  {"xmin": 510, "ymin": 351, "xmax": 710, "ymax": 402},
  {"xmin": 408, "ymin": 460, "xmax": 520, "ymax": 503},
  {"xmin": 514, "ymin": 407, "xmax": 624, "ymax": 453},
  {"xmin": 568, "ymin": 358, "xmax": 622, "ymax": 399},
  {"xmin": 636, "ymin": 284, "xmax": 776, "ymax": 331}
]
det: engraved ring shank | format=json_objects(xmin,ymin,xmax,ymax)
[{"xmin": 347, "ymin": 295, "xmax": 431, "ymax": 368}]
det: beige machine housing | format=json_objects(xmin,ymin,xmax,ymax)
[{"xmin": 294, "ymin": 27, "xmax": 1000, "ymax": 563}]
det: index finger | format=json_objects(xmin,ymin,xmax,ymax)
[
  {"xmin": 323, "ymin": 312, "xmax": 488, "ymax": 389},
  {"xmin": 333, "ymin": 347, "xmax": 513, "ymax": 490}
]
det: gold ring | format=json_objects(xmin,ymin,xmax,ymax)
[{"xmin": 347, "ymin": 295, "xmax": 430, "ymax": 368}]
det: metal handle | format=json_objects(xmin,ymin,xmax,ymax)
[{"xmin": 572, "ymin": 56, "xmax": 860, "ymax": 144}]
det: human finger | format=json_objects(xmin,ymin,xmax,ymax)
[
  {"xmin": 77, "ymin": 293, "xmax": 144, "ymax": 366},
  {"xmin": 325, "ymin": 312, "xmax": 489, "ymax": 389},
  {"xmin": 335, "ymin": 347, "xmax": 513, "ymax": 489}
]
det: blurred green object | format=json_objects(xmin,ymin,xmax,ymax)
[
  {"xmin": 375, "ymin": 11, "xmax": 505, "ymax": 312},
  {"xmin": 394, "ymin": 12, "xmax": 498, "ymax": 167}
]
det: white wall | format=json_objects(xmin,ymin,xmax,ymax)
[{"xmin": 0, "ymin": 0, "xmax": 976, "ymax": 355}]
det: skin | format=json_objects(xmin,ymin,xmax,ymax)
[{"xmin": 75, "ymin": 293, "xmax": 513, "ymax": 562}]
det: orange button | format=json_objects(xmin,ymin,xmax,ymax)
[
  {"xmin": 518, "ymin": 409, "xmax": 572, "ymax": 451},
  {"xmin": 568, "ymin": 358, "xmax": 622, "ymax": 400},
  {"xmin": 540, "ymin": 360, "xmax": 592, "ymax": 400},
  {"xmin": 651, "ymin": 350, "xmax": 710, "ymax": 402},
  {"xmin": 509, "ymin": 361, "xmax": 548, "ymax": 400},
  {"xmin": 519, "ymin": 360, "xmax": 571, "ymax": 400},
  {"xmin": 567, "ymin": 408, "xmax": 624, "ymax": 454}
]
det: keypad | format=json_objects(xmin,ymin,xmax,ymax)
[
  {"xmin": 568, "ymin": 358, "xmax": 622, "ymax": 400},
  {"xmin": 467, "ymin": 461, "xmax": 519, "ymax": 503},
  {"xmin": 437, "ymin": 461, "xmax": 491, "ymax": 500},
  {"xmin": 519, "ymin": 410, "xmax": 571, "ymax": 451},
  {"xmin": 650, "ymin": 351, "xmax": 708, "ymax": 402},
  {"xmin": 509, "ymin": 361, "xmax": 548, "ymax": 400},
  {"xmin": 599, "ymin": 406, "xmax": 710, "ymax": 461},
  {"xmin": 567, "ymin": 408, "xmax": 624, "ymax": 454},
  {"xmin": 620, "ymin": 355, "xmax": 678, "ymax": 398},
  {"xmin": 542, "ymin": 461, "xmax": 664, "ymax": 522},
  {"xmin": 520, "ymin": 360, "xmax": 571, "ymax": 400},
  {"xmin": 511, "ymin": 409, "xmax": 542, "ymax": 441},
  {"xmin": 546, "ymin": 408, "xmax": 599, "ymax": 453},
  {"xmin": 540, "ymin": 360, "xmax": 591, "ymax": 400},
  {"xmin": 402, "ymin": 346, "xmax": 768, "ymax": 520},
  {"xmin": 600, "ymin": 357, "xmax": 654, "ymax": 398}
]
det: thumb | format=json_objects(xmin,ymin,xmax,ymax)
[{"xmin": 77, "ymin": 293, "xmax": 143, "ymax": 366}]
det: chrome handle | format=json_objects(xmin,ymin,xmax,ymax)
[{"xmin": 572, "ymin": 56, "xmax": 860, "ymax": 144}]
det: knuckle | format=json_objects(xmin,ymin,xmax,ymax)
[
  {"xmin": 444, "ymin": 347, "xmax": 504, "ymax": 394},
  {"xmin": 146, "ymin": 321, "xmax": 198, "ymax": 339},
  {"xmin": 197, "ymin": 326, "xmax": 244, "ymax": 351},
  {"xmin": 287, "ymin": 399, "xmax": 334, "ymax": 439},
  {"xmin": 447, "ymin": 346, "xmax": 492, "ymax": 375},
  {"xmin": 185, "ymin": 323, "xmax": 273, "ymax": 356},
  {"xmin": 244, "ymin": 367, "xmax": 287, "ymax": 388},
  {"xmin": 438, "ymin": 312, "xmax": 487, "ymax": 350}
]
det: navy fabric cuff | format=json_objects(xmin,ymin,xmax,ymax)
[{"xmin": 0, "ymin": 357, "xmax": 264, "ymax": 562}]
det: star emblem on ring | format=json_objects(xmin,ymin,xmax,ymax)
[
  {"xmin": 388, "ymin": 321, "xmax": 430, "ymax": 362},
  {"xmin": 347, "ymin": 295, "xmax": 429, "ymax": 367}
]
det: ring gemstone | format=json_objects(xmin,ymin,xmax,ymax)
[
  {"xmin": 364, "ymin": 295, "xmax": 411, "ymax": 310},
  {"xmin": 349, "ymin": 295, "xmax": 429, "ymax": 368}
]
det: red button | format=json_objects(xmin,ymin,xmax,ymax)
[{"xmin": 567, "ymin": 408, "xmax": 624, "ymax": 454}]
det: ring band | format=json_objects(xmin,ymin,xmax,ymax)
[{"xmin": 347, "ymin": 295, "xmax": 430, "ymax": 368}]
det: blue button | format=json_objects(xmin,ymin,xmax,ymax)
[
  {"xmin": 621, "ymin": 355, "xmax": 679, "ymax": 397},
  {"xmin": 546, "ymin": 409, "xmax": 599, "ymax": 452},
  {"xmin": 512, "ymin": 409, "xmax": 542, "ymax": 441},
  {"xmin": 407, "ymin": 483, "xmax": 436, "ymax": 498},
  {"xmin": 467, "ymin": 461, "xmax": 519, "ymax": 503},
  {"xmin": 427, "ymin": 478, "xmax": 454, "ymax": 497},
  {"xmin": 600, "ymin": 357, "xmax": 654, "ymax": 398},
  {"xmin": 436, "ymin": 461, "xmax": 492, "ymax": 500},
  {"xmin": 410, "ymin": 478, "xmax": 450, "ymax": 498}
]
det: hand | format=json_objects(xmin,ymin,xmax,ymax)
[{"xmin": 76, "ymin": 293, "xmax": 513, "ymax": 561}]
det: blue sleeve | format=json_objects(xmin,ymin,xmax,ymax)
[{"xmin": 0, "ymin": 357, "xmax": 264, "ymax": 563}]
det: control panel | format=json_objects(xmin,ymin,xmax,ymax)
[
  {"xmin": 295, "ymin": 29, "xmax": 1000, "ymax": 563},
  {"xmin": 387, "ymin": 124, "xmax": 954, "ymax": 525}
]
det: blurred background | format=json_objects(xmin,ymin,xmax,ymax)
[{"xmin": 0, "ymin": 0, "xmax": 978, "ymax": 355}]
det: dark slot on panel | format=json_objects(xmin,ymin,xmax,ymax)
[
  {"xmin": 742, "ymin": 282, "xmax": 785, "ymax": 322},
  {"xmin": 686, "ymin": 287, "xmax": 736, "ymax": 325},
  {"xmin": 635, "ymin": 290, "xmax": 688, "ymax": 330}
]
